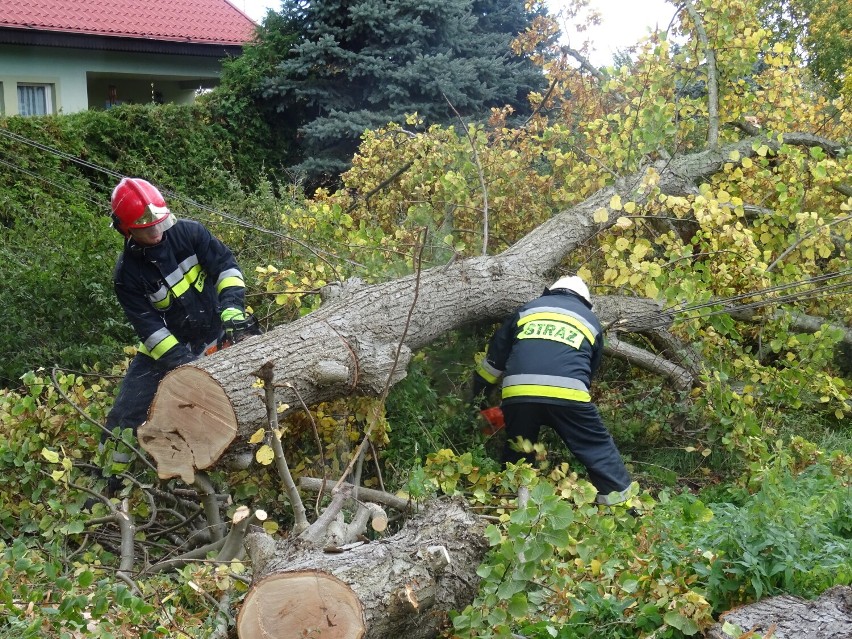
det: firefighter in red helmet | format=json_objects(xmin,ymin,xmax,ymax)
[
  {"xmin": 101, "ymin": 178, "xmax": 258, "ymax": 492},
  {"xmin": 110, "ymin": 176, "xmax": 176, "ymax": 241}
]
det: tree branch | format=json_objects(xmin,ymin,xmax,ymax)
[{"xmin": 684, "ymin": 0, "xmax": 719, "ymax": 148}]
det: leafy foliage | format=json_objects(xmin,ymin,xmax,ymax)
[
  {"xmin": 205, "ymin": 10, "xmax": 303, "ymax": 182},
  {"xmin": 1, "ymin": 0, "xmax": 851, "ymax": 636},
  {"xmin": 0, "ymin": 104, "xmax": 282, "ymax": 384},
  {"xmin": 757, "ymin": 0, "xmax": 852, "ymax": 96},
  {"xmin": 414, "ymin": 447, "xmax": 850, "ymax": 638}
]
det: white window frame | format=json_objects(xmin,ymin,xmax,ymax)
[{"xmin": 17, "ymin": 83, "xmax": 55, "ymax": 116}]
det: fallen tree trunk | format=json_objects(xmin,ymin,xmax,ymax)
[
  {"xmin": 706, "ymin": 585, "xmax": 852, "ymax": 639},
  {"xmin": 137, "ymin": 131, "xmax": 840, "ymax": 483},
  {"xmin": 236, "ymin": 497, "xmax": 488, "ymax": 639}
]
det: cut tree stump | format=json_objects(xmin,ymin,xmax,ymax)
[
  {"xmin": 706, "ymin": 585, "xmax": 852, "ymax": 639},
  {"xmin": 236, "ymin": 497, "xmax": 488, "ymax": 639},
  {"xmin": 239, "ymin": 571, "xmax": 365, "ymax": 639}
]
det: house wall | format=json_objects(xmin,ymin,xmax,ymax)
[{"xmin": 0, "ymin": 44, "xmax": 225, "ymax": 115}]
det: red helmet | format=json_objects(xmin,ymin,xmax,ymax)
[{"xmin": 110, "ymin": 178, "xmax": 173, "ymax": 235}]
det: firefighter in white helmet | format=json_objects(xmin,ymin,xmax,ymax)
[
  {"xmin": 473, "ymin": 275, "xmax": 635, "ymax": 507},
  {"xmin": 102, "ymin": 178, "xmax": 258, "ymax": 491}
]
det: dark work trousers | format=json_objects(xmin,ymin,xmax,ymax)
[
  {"xmin": 501, "ymin": 401, "xmax": 632, "ymax": 503},
  {"xmin": 104, "ymin": 353, "xmax": 168, "ymax": 440}
]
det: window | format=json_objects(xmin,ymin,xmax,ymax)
[{"xmin": 17, "ymin": 83, "xmax": 54, "ymax": 116}]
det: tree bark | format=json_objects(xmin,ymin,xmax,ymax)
[
  {"xmin": 706, "ymin": 586, "xmax": 852, "ymax": 639},
  {"xmin": 236, "ymin": 497, "xmax": 488, "ymax": 639}
]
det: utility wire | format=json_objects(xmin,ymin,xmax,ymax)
[
  {"xmin": 3, "ymin": 127, "xmax": 850, "ymax": 314},
  {"xmin": 669, "ymin": 280, "xmax": 852, "ymax": 327},
  {"xmin": 0, "ymin": 155, "xmax": 105, "ymax": 209},
  {"xmin": 659, "ymin": 269, "xmax": 852, "ymax": 315},
  {"xmin": 0, "ymin": 127, "xmax": 358, "ymax": 269}
]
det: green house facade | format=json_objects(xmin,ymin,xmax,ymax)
[{"xmin": 0, "ymin": 0, "xmax": 256, "ymax": 116}]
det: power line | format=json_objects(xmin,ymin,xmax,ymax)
[
  {"xmin": 660, "ymin": 269, "xmax": 852, "ymax": 315},
  {"xmin": 669, "ymin": 279, "xmax": 852, "ymax": 327},
  {"xmin": 0, "ymin": 152, "xmax": 106, "ymax": 208},
  {"xmin": 2, "ymin": 126, "xmax": 850, "ymax": 316},
  {"xmin": 0, "ymin": 127, "xmax": 358, "ymax": 268}
]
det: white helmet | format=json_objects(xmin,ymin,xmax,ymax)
[{"xmin": 549, "ymin": 275, "xmax": 591, "ymax": 304}]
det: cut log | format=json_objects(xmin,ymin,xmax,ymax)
[
  {"xmin": 237, "ymin": 498, "xmax": 488, "ymax": 639},
  {"xmin": 706, "ymin": 585, "xmax": 852, "ymax": 639},
  {"xmin": 239, "ymin": 570, "xmax": 365, "ymax": 639}
]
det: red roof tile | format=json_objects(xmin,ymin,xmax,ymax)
[{"xmin": 0, "ymin": 0, "xmax": 256, "ymax": 45}]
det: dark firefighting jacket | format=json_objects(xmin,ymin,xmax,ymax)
[
  {"xmin": 113, "ymin": 219, "xmax": 246, "ymax": 370},
  {"xmin": 474, "ymin": 289, "xmax": 603, "ymax": 406}
]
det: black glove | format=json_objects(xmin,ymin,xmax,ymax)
[
  {"xmin": 471, "ymin": 373, "xmax": 494, "ymax": 410},
  {"xmin": 220, "ymin": 308, "xmax": 262, "ymax": 347}
]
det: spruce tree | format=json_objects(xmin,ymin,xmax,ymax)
[{"xmin": 263, "ymin": 0, "xmax": 546, "ymax": 185}]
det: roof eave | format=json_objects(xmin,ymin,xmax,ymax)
[{"xmin": 0, "ymin": 26, "xmax": 247, "ymax": 56}]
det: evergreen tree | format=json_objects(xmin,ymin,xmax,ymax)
[{"xmin": 263, "ymin": 0, "xmax": 546, "ymax": 186}]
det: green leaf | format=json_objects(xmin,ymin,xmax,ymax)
[
  {"xmin": 507, "ymin": 592, "xmax": 529, "ymax": 618},
  {"xmin": 664, "ymin": 611, "xmax": 700, "ymax": 635},
  {"xmin": 67, "ymin": 521, "xmax": 85, "ymax": 535},
  {"xmin": 484, "ymin": 524, "xmax": 502, "ymax": 546},
  {"xmin": 77, "ymin": 570, "xmax": 95, "ymax": 588}
]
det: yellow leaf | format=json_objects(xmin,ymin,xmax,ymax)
[
  {"xmin": 837, "ymin": 410, "xmax": 846, "ymax": 419},
  {"xmin": 255, "ymin": 445, "xmax": 275, "ymax": 465},
  {"xmin": 41, "ymin": 448, "xmax": 60, "ymax": 464},
  {"xmin": 729, "ymin": 150, "xmax": 741, "ymax": 161},
  {"xmin": 701, "ymin": 448, "xmax": 712, "ymax": 457},
  {"xmin": 593, "ymin": 207, "xmax": 610, "ymax": 223},
  {"xmin": 262, "ymin": 520, "xmax": 280, "ymax": 534},
  {"xmin": 623, "ymin": 201, "xmax": 636, "ymax": 214},
  {"xmin": 249, "ymin": 428, "xmax": 266, "ymax": 445},
  {"xmin": 51, "ymin": 470, "xmax": 66, "ymax": 481},
  {"xmin": 591, "ymin": 559, "xmax": 601, "ymax": 575},
  {"xmin": 609, "ymin": 194, "xmax": 623, "ymax": 211},
  {"xmin": 615, "ymin": 216, "xmax": 633, "ymax": 229},
  {"xmin": 644, "ymin": 281, "xmax": 659, "ymax": 298}
]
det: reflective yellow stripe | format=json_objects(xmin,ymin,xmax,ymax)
[
  {"xmin": 518, "ymin": 312, "xmax": 595, "ymax": 345},
  {"xmin": 217, "ymin": 276, "xmax": 245, "ymax": 293},
  {"xmin": 502, "ymin": 384, "xmax": 591, "ymax": 402},
  {"xmin": 140, "ymin": 334, "xmax": 179, "ymax": 360},
  {"xmin": 476, "ymin": 364, "xmax": 500, "ymax": 384},
  {"xmin": 517, "ymin": 320, "xmax": 585, "ymax": 349},
  {"xmin": 151, "ymin": 264, "xmax": 204, "ymax": 310}
]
